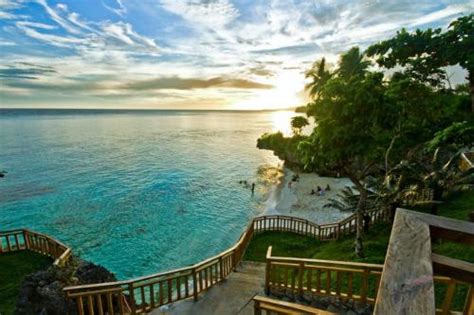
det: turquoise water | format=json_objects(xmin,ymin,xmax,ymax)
[{"xmin": 0, "ymin": 109, "xmax": 293, "ymax": 279}]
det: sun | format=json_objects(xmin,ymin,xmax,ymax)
[{"xmin": 231, "ymin": 71, "xmax": 305, "ymax": 110}]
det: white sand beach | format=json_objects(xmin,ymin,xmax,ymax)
[{"xmin": 262, "ymin": 168, "xmax": 354, "ymax": 224}]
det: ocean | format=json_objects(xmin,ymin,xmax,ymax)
[{"xmin": 0, "ymin": 109, "xmax": 294, "ymax": 279}]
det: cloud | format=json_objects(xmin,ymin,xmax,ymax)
[
  {"xmin": 0, "ymin": 63, "xmax": 56, "ymax": 79},
  {"xmin": 102, "ymin": 0, "xmax": 127, "ymax": 17},
  {"xmin": 1, "ymin": 0, "xmax": 472, "ymax": 109},
  {"xmin": 35, "ymin": 0, "xmax": 82, "ymax": 34},
  {"xmin": 101, "ymin": 21, "xmax": 159, "ymax": 49},
  {"xmin": 0, "ymin": 10, "xmax": 15, "ymax": 19},
  {"xmin": 122, "ymin": 76, "xmax": 273, "ymax": 90},
  {"xmin": 160, "ymin": 0, "xmax": 239, "ymax": 28}
]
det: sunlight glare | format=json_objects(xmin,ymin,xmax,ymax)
[{"xmin": 270, "ymin": 110, "xmax": 295, "ymax": 137}]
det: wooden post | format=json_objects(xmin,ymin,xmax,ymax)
[
  {"xmin": 265, "ymin": 246, "xmax": 272, "ymax": 295},
  {"xmin": 23, "ymin": 230, "xmax": 30, "ymax": 249},
  {"xmin": 233, "ymin": 250, "xmax": 238, "ymax": 271},
  {"xmin": 298, "ymin": 261, "xmax": 304, "ymax": 297},
  {"xmin": 128, "ymin": 283, "xmax": 136, "ymax": 315},
  {"xmin": 254, "ymin": 299, "xmax": 262, "ymax": 315},
  {"xmin": 219, "ymin": 256, "xmax": 224, "ymax": 281},
  {"xmin": 192, "ymin": 268, "xmax": 198, "ymax": 301},
  {"xmin": 464, "ymin": 285, "xmax": 474, "ymax": 315},
  {"xmin": 360, "ymin": 267, "xmax": 369, "ymax": 304}
]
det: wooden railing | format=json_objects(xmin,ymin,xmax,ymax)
[
  {"xmin": 63, "ymin": 221, "xmax": 256, "ymax": 315},
  {"xmin": 62, "ymin": 209, "xmax": 390, "ymax": 314},
  {"xmin": 403, "ymin": 188, "xmax": 434, "ymax": 206},
  {"xmin": 253, "ymin": 295, "xmax": 336, "ymax": 315},
  {"xmin": 264, "ymin": 247, "xmax": 472, "ymax": 314},
  {"xmin": 0, "ymin": 205, "xmax": 389, "ymax": 314},
  {"xmin": 265, "ymin": 246, "xmax": 384, "ymax": 305},
  {"xmin": 253, "ymin": 207, "xmax": 391, "ymax": 241},
  {"xmin": 0, "ymin": 229, "xmax": 71, "ymax": 267}
]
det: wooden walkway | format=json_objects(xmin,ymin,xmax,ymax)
[{"xmin": 152, "ymin": 262, "xmax": 266, "ymax": 315}]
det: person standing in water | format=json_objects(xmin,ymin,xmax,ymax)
[{"xmin": 251, "ymin": 183, "xmax": 255, "ymax": 194}]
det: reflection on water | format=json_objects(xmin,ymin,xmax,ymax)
[{"xmin": 0, "ymin": 109, "xmax": 295, "ymax": 279}]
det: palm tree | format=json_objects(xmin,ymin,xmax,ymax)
[
  {"xmin": 381, "ymin": 148, "xmax": 474, "ymax": 214},
  {"xmin": 324, "ymin": 186, "xmax": 359, "ymax": 212},
  {"xmin": 337, "ymin": 47, "xmax": 371, "ymax": 81},
  {"xmin": 305, "ymin": 57, "xmax": 332, "ymax": 99}
]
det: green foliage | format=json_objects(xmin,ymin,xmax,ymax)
[
  {"xmin": 427, "ymin": 121, "xmax": 474, "ymax": 152},
  {"xmin": 366, "ymin": 14, "xmax": 474, "ymax": 85},
  {"xmin": 366, "ymin": 14, "xmax": 474, "ymax": 112},
  {"xmin": 323, "ymin": 186, "xmax": 359, "ymax": 212},
  {"xmin": 258, "ymin": 14, "xmax": 474, "ymax": 257},
  {"xmin": 336, "ymin": 47, "xmax": 370, "ymax": 80},
  {"xmin": 290, "ymin": 116, "xmax": 309, "ymax": 135},
  {"xmin": 305, "ymin": 57, "xmax": 332, "ymax": 99},
  {"xmin": 294, "ymin": 106, "xmax": 308, "ymax": 113},
  {"xmin": 0, "ymin": 251, "xmax": 52, "ymax": 314},
  {"xmin": 257, "ymin": 132, "xmax": 307, "ymax": 167}
]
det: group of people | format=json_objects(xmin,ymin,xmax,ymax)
[
  {"xmin": 239, "ymin": 180, "xmax": 256, "ymax": 194},
  {"xmin": 311, "ymin": 184, "xmax": 331, "ymax": 196}
]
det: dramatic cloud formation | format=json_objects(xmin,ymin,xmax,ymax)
[{"xmin": 0, "ymin": 0, "xmax": 472, "ymax": 109}]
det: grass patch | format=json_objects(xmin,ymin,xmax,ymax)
[
  {"xmin": 0, "ymin": 251, "xmax": 52, "ymax": 315},
  {"xmin": 244, "ymin": 231, "xmax": 320, "ymax": 262}
]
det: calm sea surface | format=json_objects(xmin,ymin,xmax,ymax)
[{"xmin": 0, "ymin": 109, "xmax": 294, "ymax": 279}]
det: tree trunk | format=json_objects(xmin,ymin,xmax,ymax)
[
  {"xmin": 469, "ymin": 71, "xmax": 474, "ymax": 113},
  {"xmin": 355, "ymin": 188, "xmax": 367, "ymax": 258}
]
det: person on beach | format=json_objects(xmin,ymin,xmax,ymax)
[
  {"xmin": 311, "ymin": 189, "xmax": 316, "ymax": 195},
  {"xmin": 288, "ymin": 181, "xmax": 292, "ymax": 188},
  {"xmin": 251, "ymin": 183, "xmax": 255, "ymax": 194},
  {"xmin": 317, "ymin": 186, "xmax": 322, "ymax": 193},
  {"xmin": 326, "ymin": 184, "xmax": 331, "ymax": 191}
]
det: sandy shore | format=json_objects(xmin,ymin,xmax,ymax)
[{"xmin": 261, "ymin": 168, "xmax": 353, "ymax": 224}]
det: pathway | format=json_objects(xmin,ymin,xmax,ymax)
[{"xmin": 152, "ymin": 261, "xmax": 266, "ymax": 315}]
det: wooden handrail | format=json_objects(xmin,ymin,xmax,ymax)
[
  {"xmin": 253, "ymin": 295, "xmax": 336, "ymax": 314},
  {"xmin": 1, "ymin": 206, "xmax": 391, "ymax": 314},
  {"xmin": 0, "ymin": 229, "xmax": 71, "ymax": 267},
  {"xmin": 265, "ymin": 246, "xmax": 384, "ymax": 305},
  {"xmin": 265, "ymin": 246, "xmax": 472, "ymax": 315}
]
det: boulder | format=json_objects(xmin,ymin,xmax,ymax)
[{"xmin": 15, "ymin": 257, "xmax": 116, "ymax": 315}]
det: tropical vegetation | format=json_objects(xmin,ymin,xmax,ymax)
[{"xmin": 257, "ymin": 14, "xmax": 474, "ymax": 257}]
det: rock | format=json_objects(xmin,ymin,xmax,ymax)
[
  {"xmin": 15, "ymin": 257, "xmax": 117, "ymax": 315},
  {"xmin": 75, "ymin": 261, "xmax": 116, "ymax": 284},
  {"xmin": 326, "ymin": 304, "xmax": 341, "ymax": 313}
]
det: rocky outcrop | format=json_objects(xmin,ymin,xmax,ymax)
[{"xmin": 15, "ymin": 257, "xmax": 116, "ymax": 315}]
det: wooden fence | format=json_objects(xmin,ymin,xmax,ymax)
[
  {"xmin": 264, "ymin": 247, "xmax": 472, "ymax": 314},
  {"xmin": 253, "ymin": 207, "xmax": 391, "ymax": 241},
  {"xmin": 0, "ymin": 229, "xmax": 71, "ymax": 267},
  {"xmin": 403, "ymin": 188, "xmax": 434, "ymax": 206},
  {"xmin": 0, "ymin": 206, "xmax": 390, "ymax": 314},
  {"xmin": 61, "ymin": 208, "xmax": 391, "ymax": 314},
  {"xmin": 265, "ymin": 246, "xmax": 384, "ymax": 305},
  {"xmin": 253, "ymin": 295, "xmax": 335, "ymax": 315},
  {"xmin": 62, "ymin": 220, "xmax": 256, "ymax": 315}
]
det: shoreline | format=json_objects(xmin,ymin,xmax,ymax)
[{"xmin": 261, "ymin": 167, "xmax": 353, "ymax": 224}]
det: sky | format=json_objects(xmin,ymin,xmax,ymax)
[{"xmin": 0, "ymin": 0, "xmax": 473, "ymax": 110}]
